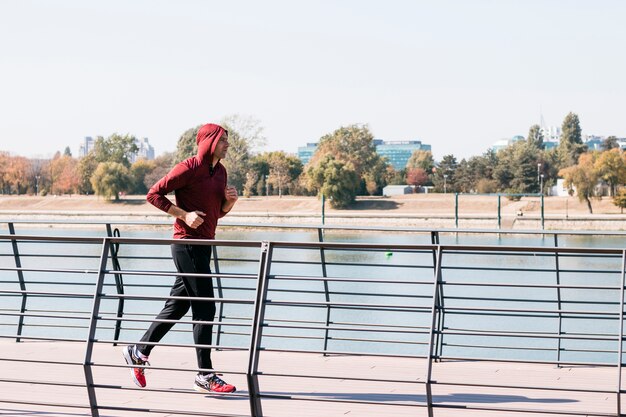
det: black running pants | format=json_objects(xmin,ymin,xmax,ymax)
[{"xmin": 138, "ymin": 243, "xmax": 216, "ymax": 371}]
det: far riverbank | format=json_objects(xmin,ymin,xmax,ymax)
[{"xmin": 1, "ymin": 194, "xmax": 625, "ymax": 231}]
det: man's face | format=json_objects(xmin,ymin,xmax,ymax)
[{"xmin": 214, "ymin": 132, "xmax": 229, "ymax": 159}]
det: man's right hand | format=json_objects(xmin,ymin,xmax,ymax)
[{"xmin": 184, "ymin": 210, "xmax": 206, "ymax": 229}]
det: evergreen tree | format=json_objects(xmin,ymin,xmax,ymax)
[
  {"xmin": 526, "ymin": 124, "xmax": 544, "ymax": 149},
  {"xmin": 558, "ymin": 112, "xmax": 586, "ymax": 168}
]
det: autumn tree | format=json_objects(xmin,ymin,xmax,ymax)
[
  {"xmin": 265, "ymin": 151, "xmax": 303, "ymax": 197},
  {"xmin": 307, "ymin": 124, "xmax": 388, "ymax": 196},
  {"xmin": 613, "ymin": 189, "xmax": 626, "ymax": 214},
  {"xmin": 406, "ymin": 150, "xmax": 435, "ymax": 172},
  {"xmin": 559, "ymin": 153, "xmax": 598, "ymax": 213},
  {"xmin": 0, "ymin": 152, "xmax": 9, "ymax": 194},
  {"xmin": 406, "ymin": 168, "xmax": 429, "ymax": 189},
  {"xmin": 130, "ymin": 159, "xmax": 156, "ymax": 195},
  {"xmin": 91, "ymin": 162, "xmax": 131, "ymax": 200},
  {"xmin": 594, "ymin": 149, "xmax": 626, "ymax": 196},
  {"xmin": 143, "ymin": 152, "xmax": 175, "ymax": 191},
  {"xmin": 306, "ymin": 154, "xmax": 360, "ymax": 208},
  {"xmin": 50, "ymin": 155, "xmax": 79, "ymax": 195},
  {"xmin": 77, "ymin": 153, "xmax": 98, "ymax": 194},
  {"xmin": 93, "ymin": 134, "xmax": 138, "ymax": 167},
  {"xmin": 4, "ymin": 155, "xmax": 30, "ymax": 195}
]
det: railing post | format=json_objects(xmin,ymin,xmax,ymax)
[
  {"xmin": 8, "ymin": 223, "xmax": 27, "ymax": 342},
  {"xmin": 318, "ymin": 228, "xmax": 331, "ymax": 355},
  {"xmin": 616, "ymin": 249, "xmax": 625, "ymax": 417},
  {"xmin": 425, "ymin": 245, "xmax": 443, "ymax": 417},
  {"xmin": 106, "ymin": 225, "xmax": 124, "ymax": 345},
  {"xmin": 554, "ymin": 235, "xmax": 563, "ymax": 366},
  {"xmin": 497, "ymin": 194, "xmax": 502, "ymax": 229},
  {"xmin": 212, "ymin": 245, "xmax": 225, "ymax": 347},
  {"xmin": 541, "ymin": 194, "xmax": 545, "ymax": 230},
  {"xmin": 455, "ymin": 193, "xmax": 459, "ymax": 228},
  {"xmin": 430, "ymin": 232, "xmax": 445, "ymax": 360},
  {"xmin": 83, "ymin": 238, "xmax": 111, "ymax": 417},
  {"xmin": 247, "ymin": 241, "xmax": 272, "ymax": 417}
]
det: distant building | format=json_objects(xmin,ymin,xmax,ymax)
[
  {"xmin": 584, "ymin": 136, "xmax": 604, "ymax": 151},
  {"xmin": 78, "ymin": 136, "xmax": 95, "ymax": 158},
  {"xmin": 130, "ymin": 137, "xmax": 155, "ymax": 163},
  {"xmin": 78, "ymin": 136, "xmax": 155, "ymax": 162},
  {"xmin": 297, "ymin": 139, "xmax": 432, "ymax": 171},
  {"xmin": 383, "ymin": 185, "xmax": 413, "ymax": 196},
  {"xmin": 492, "ymin": 135, "xmax": 524, "ymax": 152},
  {"xmin": 297, "ymin": 143, "xmax": 318, "ymax": 165},
  {"xmin": 541, "ymin": 126, "xmax": 561, "ymax": 142},
  {"xmin": 375, "ymin": 140, "xmax": 431, "ymax": 170}
]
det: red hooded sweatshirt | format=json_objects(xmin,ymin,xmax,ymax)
[{"xmin": 146, "ymin": 123, "xmax": 228, "ymax": 239}]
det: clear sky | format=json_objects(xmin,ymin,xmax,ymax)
[{"xmin": 1, "ymin": 0, "xmax": 624, "ymax": 161}]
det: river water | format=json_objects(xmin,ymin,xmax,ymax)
[{"xmin": 1, "ymin": 225, "xmax": 625, "ymax": 365}]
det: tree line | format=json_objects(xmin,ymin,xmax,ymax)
[{"xmin": 1, "ymin": 113, "xmax": 625, "ymax": 213}]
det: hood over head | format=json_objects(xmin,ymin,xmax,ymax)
[{"xmin": 196, "ymin": 123, "xmax": 226, "ymax": 164}]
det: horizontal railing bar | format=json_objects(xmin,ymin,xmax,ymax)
[
  {"xmin": 5, "ymin": 233, "xmax": 623, "ymax": 255},
  {"xmin": 263, "ymin": 322, "xmax": 430, "ymax": 334},
  {"xmin": 443, "ymin": 342, "xmax": 617, "ymax": 355},
  {"xmin": 443, "ymin": 265, "xmax": 622, "ymax": 274},
  {"xmin": 98, "ymin": 315, "xmax": 252, "ymax": 328},
  {"xmin": 265, "ymin": 298, "xmax": 430, "ymax": 310},
  {"xmin": 443, "ymin": 296, "xmax": 621, "ymax": 304},
  {"xmin": 270, "ymin": 274, "xmax": 434, "ymax": 285},
  {"xmin": 103, "ymin": 293, "xmax": 254, "ymax": 304},
  {"xmin": 259, "ymin": 346, "xmax": 428, "ymax": 359},
  {"xmin": 444, "ymin": 326, "xmax": 620, "ymax": 338},
  {"xmin": 256, "ymin": 392, "xmax": 422, "ymax": 407},
  {"xmin": 440, "ymin": 305, "xmax": 620, "ymax": 316},
  {"xmin": 101, "ymin": 338, "xmax": 248, "ymax": 352},
  {"xmin": 5, "ymin": 218, "xmax": 626, "ymax": 236},
  {"xmin": 0, "ymin": 289, "xmax": 94, "ymax": 297},
  {"xmin": 328, "ymin": 336, "xmax": 428, "ymax": 345},
  {"xmin": 0, "ymin": 334, "xmax": 89, "ymax": 343},
  {"xmin": 435, "ymin": 354, "xmax": 618, "ymax": 367},
  {"xmin": 0, "ymin": 267, "xmax": 99, "ymax": 274},
  {"xmin": 258, "ymin": 371, "xmax": 424, "ymax": 385}
]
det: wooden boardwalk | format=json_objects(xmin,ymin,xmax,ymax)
[{"xmin": 0, "ymin": 340, "xmax": 623, "ymax": 417}]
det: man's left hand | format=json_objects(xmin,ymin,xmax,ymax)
[{"xmin": 225, "ymin": 186, "xmax": 238, "ymax": 203}]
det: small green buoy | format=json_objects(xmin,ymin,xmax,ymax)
[{"xmin": 385, "ymin": 251, "xmax": 393, "ymax": 258}]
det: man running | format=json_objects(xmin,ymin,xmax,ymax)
[{"xmin": 123, "ymin": 123, "xmax": 238, "ymax": 393}]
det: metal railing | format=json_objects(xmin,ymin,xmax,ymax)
[{"xmin": 1, "ymin": 225, "xmax": 626, "ymax": 416}]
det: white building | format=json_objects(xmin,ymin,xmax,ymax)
[
  {"xmin": 78, "ymin": 136, "xmax": 95, "ymax": 158},
  {"xmin": 78, "ymin": 136, "xmax": 155, "ymax": 162},
  {"xmin": 130, "ymin": 137, "xmax": 155, "ymax": 163},
  {"xmin": 383, "ymin": 185, "xmax": 413, "ymax": 196}
]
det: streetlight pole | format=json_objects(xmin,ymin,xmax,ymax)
[
  {"xmin": 265, "ymin": 174, "xmax": 269, "ymax": 197},
  {"xmin": 443, "ymin": 174, "xmax": 448, "ymax": 194},
  {"xmin": 35, "ymin": 175, "xmax": 40, "ymax": 196},
  {"xmin": 537, "ymin": 163, "xmax": 541, "ymax": 193},
  {"xmin": 540, "ymin": 174, "xmax": 544, "ymax": 196}
]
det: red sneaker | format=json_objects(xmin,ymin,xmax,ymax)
[
  {"xmin": 122, "ymin": 345, "xmax": 149, "ymax": 388},
  {"xmin": 194, "ymin": 373, "xmax": 237, "ymax": 393}
]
